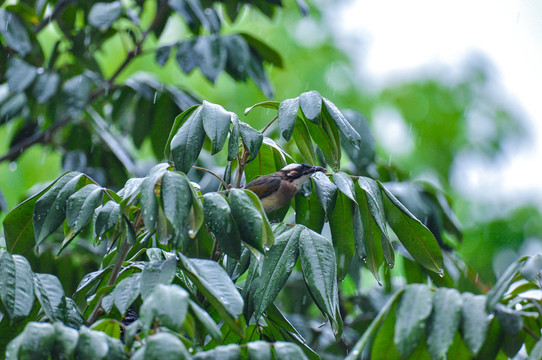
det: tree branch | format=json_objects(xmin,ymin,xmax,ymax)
[{"xmin": 34, "ymin": 0, "xmax": 71, "ymax": 33}]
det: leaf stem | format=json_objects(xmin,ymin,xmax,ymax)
[
  {"xmin": 192, "ymin": 166, "xmax": 229, "ymax": 189},
  {"xmin": 261, "ymin": 115, "xmax": 278, "ymax": 134}
]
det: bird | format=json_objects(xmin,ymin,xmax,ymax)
[{"xmin": 243, "ymin": 163, "xmax": 326, "ymax": 213}]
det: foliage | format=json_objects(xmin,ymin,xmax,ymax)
[{"xmin": 0, "ymin": 1, "xmax": 540, "ymax": 360}]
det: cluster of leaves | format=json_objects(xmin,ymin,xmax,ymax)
[
  {"xmin": 0, "ymin": 91, "xmax": 455, "ymax": 357},
  {"xmin": 348, "ymin": 255, "xmax": 542, "ymax": 360},
  {"xmin": 0, "ymin": 0, "xmax": 296, "ymax": 188}
]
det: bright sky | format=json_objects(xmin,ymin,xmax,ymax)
[{"xmin": 328, "ymin": 0, "xmax": 542, "ymax": 209}]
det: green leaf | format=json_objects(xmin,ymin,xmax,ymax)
[
  {"xmin": 155, "ymin": 44, "xmax": 172, "ymax": 66},
  {"xmin": 88, "ymin": 2, "xmax": 122, "ymax": 30},
  {"xmin": 228, "ymin": 113, "xmax": 240, "ymax": 161},
  {"xmin": 394, "ymin": 284, "xmax": 433, "ymax": 358},
  {"xmin": 4, "ymin": 175, "xmax": 65, "ymax": 256},
  {"xmin": 143, "ymin": 332, "xmax": 191, "ymax": 359},
  {"xmin": 0, "ymin": 252, "xmax": 34, "ymax": 322},
  {"xmin": 229, "ymin": 188, "xmax": 264, "ymax": 253},
  {"xmin": 74, "ymin": 326, "xmax": 109, "ymax": 360},
  {"xmin": 94, "ymin": 201, "xmax": 120, "ymax": 238},
  {"xmin": 55, "ymin": 297, "xmax": 84, "ymax": 329},
  {"xmin": 240, "ymin": 33, "xmax": 283, "ymax": 68},
  {"xmin": 322, "ymin": 98, "xmax": 361, "ymax": 149},
  {"xmin": 53, "ymin": 322, "xmax": 79, "ymax": 359},
  {"xmin": 193, "ymin": 34, "xmax": 226, "ymax": 83},
  {"xmin": 188, "ymin": 299, "xmax": 222, "ymax": 341},
  {"xmin": 140, "ymin": 257, "xmax": 177, "ymax": 299},
  {"xmin": 239, "ymin": 121, "xmax": 264, "ymax": 162},
  {"xmin": 67, "ymin": 184, "xmax": 103, "ymax": 233},
  {"xmin": 292, "ymin": 116, "xmax": 317, "ymax": 164},
  {"xmin": 0, "ymin": 9, "xmax": 31, "ymax": 55},
  {"xmin": 306, "ymin": 115, "xmax": 341, "ymax": 171},
  {"xmin": 461, "ymin": 292, "xmax": 490, "ymax": 355},
  {"xmin": 13, "ymin": 322, "xmax": 56, "ymax": 359},
  {"xmin": 328, "ymin": 192, "xmax": 356, "ymax": 281},
  {"xmin": 529, "ymin": 337, "xmax": 542, "ymax": 360},
  {"xmin": 32, "ymin": 71, "xmax": 60, "ymax": 104},
  {"xmin": 243, "ymin": 189, "xmax": 275, "ymax": 250},
  {"xmin": 224, "ymin": 34, "xmax": 251, "ymax": 81},
  {"xmin": 164, "ymin": 104, "xmax": 200, "ymax": 159},
  {"xmin": 332, "ymin": 172, "xmax": 356, "ymax": 203},
  {"xmin": 202, "ymin": 193, "xmax": 241, "ymax": 259},
  {"xmin": 278, "ymin": 98, "xmax": 299, "ymax": 141},
  {"xmin": 140, "ymin": 284, "xmax": 189, "ymax": 332},
  {"xmin": 33, "ymin": 273, "xmax": 64, "ymax": 322},
  {"xmin": 178, "ymin": 254, "xmax": 244, "ymax": 336},
  {"xmin": 113, "ymin": 273, "xmax": 140, "ymax": 315},
  {"xmin": 299, "ymin": 227, "xmax": 342, "ymax": 337},
  {"xmin": 426, "ymin": 288, "xmax": 463, "ymax": 360},
  {"xmin": 371, "ymin": 302, "xmax": 400, "ymax": 360},
  {"xmin": 494, "ymin": 303, "xmax": 523, "ymax": 335},
  {"xmin": 62, "ymin": 75, "xmax": 92, "ymax": 115},
  {"xmin": 378, "ymin": 182, "xmax": 443, "ymax": 274},
  {"xmin": 244, "ymin": 101, "xmax": 279, "ymax": 115},
  {"xmin": 486, "ymin": 258, "xmax": 523, "ymax": 311},
  {"xmin": 194, "ymin": 344, "xmax": 241, "ymax": 360},
  {"xmin": 295, "ymin": 182, "xmax": 325, "ymax": 234},
  {"xmin": 247, "ymin": 341, "xmax": 272, "ymax": 360},
  {"xmin": 273, "ymin": 342, "xmax": 308, "ymax": 360},
  {"xmin": 170, "ymin": 107, "xmax": 205, "ymax": 173},
  {"xmin": 311, "ymin": 172, "xmax": 337, "ymax": 216},
  {"xmin": 140, "ymin": 163, "xmax": 169, "ymax": 233},
  {"xmin": 253, "ymin": 226, "xmax": 302, "ymax": 318},
  {"xmin": 7, "ymin": 57, "xmax": 36, "ymax": 93},
  {"xmin": 33, "ymin": 172, "xmax": 82, "ymax": 245},
  {"xmin": 299, "ymin": 91, "xmax": 322, "ymax": 123},
  {"xmin": 161, "ymin": 171, "xmax": 193, "ymax": 247},
  {"xmin": 202, "ymin": 100, "xmax": 232, "ymax": 154}
]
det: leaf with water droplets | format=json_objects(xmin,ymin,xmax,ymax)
[
  {"xmin": 7, "ymin": 57, "xmax": 36, "ymax": 93},
  {"xmin": 312, "ymin": 172, "xmax": 337, "ymax": 216},
  {"xmin": 170, "ymin": 107, "xmax": 205, "ymax": 173},
  {"xmin": 67, "ymin": 184, "xmax": 103, "ymax": 233},
  {"xmin": 299, "ymin": 90, "xmax": 322, "ymax": 124},
  {"xmin": 378, "ymin": 181, "xmax": 443, "ymax": 274},
  {"xmin": 278, "ymin": 97, "xmax": 299, "ymax": 141},
  {"xmin": 161, "ymin": 171, "xmax": 193, "ymax": 248},
  {"xmin": 140, "ymin": 164, "xmax": 169, "ymax": 233},
  {"xmin": 229, "ymin": 188, "xmax": 264, "ymax": 254},
  {"xmin": 0, "ymin": 252, "xmax": 34, "ymax": 322},
  {"xmin": 202, "ymin": 192, "xmax": 241, "ymax": 259},
  {"xmin": 34, "ymin": 172, "xmax": 83, "ymax": 246},
  {"xmin": 461, "ymin": 292, "xmax": 490, "ymax": 355},
  {"xmin": 178, "ymin": 253, "xmax": 244, "ymax": 336},
  {"xmin": 323, "ymin": 98, "xmax": 361, "ymax": 150},
  {"xmin": 427, "ymin": 288, "xmax": 463, "ymax": 360},
  {"xmin": 94, "ymin": 201, "xmax": 120, "ymax": 238},
  {"xmin": 88, "ymin": 2, "xmax": 122, "ymax": 30},
  {"xmin": 253, "ymin": 225, "xmax": 302, "ymax": 319},
  {"xmin": 328, "ymin": 192, "xmax": 356, "ymax": 281},
  {"xmin": 239, "ymin": 121, "xmax": 263, "ymax": 163},
  {"xmin": 394, "ymin": 284, "xmax": 433, "ymax": 358},
  {"xmin": 0, "ymin": 9, "xmax": 31, "ymax": 56},
  {"xmin": 201, "ymin": 100, "xmax": 232, "ymax": 154},
  {"xmin": 299, "ymin": 227, "xmax": 342, "ymax": 338}
]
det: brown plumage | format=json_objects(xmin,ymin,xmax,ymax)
[{"xmin": 244, "ymin": 163, "xmax": 326, "ymax": 213}]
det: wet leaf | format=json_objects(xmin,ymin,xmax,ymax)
[
  {"xmin": 202, "ymin": 193, "xmax": 241, "ymax": 259},
  {"xmin": 140, "ymin": 257, "xmax": 177, "ymax": 299},
  {"xmin": 239, "ymin": 121, "xmax": 263, "ymax": 162},
  {"xmin": 7, "ymin": 57, "xmax": 36, "ymax": 93},
  {"xmin": 34, "ymin": 273, "xmax": 64, "ymax": 322},
  {"xmin": 394, "ymin": 284, "xmax": 432, "ymax": 358},
  {"xmin": 0, "ymin": 253, "xmax": 34, "ymax": 322},
  {"xmin": 170, "ymin": 107, "xmax": 205, "ymax": 173},
  {"xmin": 322, "ymin": 98, "xmax": 361, "ymax": 149},
  {"xmin": 161, "ymin": 171, "xmax": 193, "ymax": 247},
  {"xmin": 427, "ymin": 288, "xmax": 463, "ymax": 360},
  {"xmin": 292, "ymin": 116, "xmax": 316, "ymax": 164},
  {"xmin": 88, "ymin": 2, "xmax": 122, "ymax": 30},
  {"xmin": 461, "ymin": 292, "xmax": 490, "ymax": 355},
  {"xmin": 378, "ymin": 182, "xmax": 443, "ymax": 274},
  {"xmin": 299, "ymin": 90, "xmax": 321, "ymax": 123},
  {"xmin": 229, "ymin": 188, "xmax": 264, "ymax": 253},
  {"xmin": 0, "ymin": 9, "xmax": 31, "ymax": 55},
  {"xmin": 193, "ymin": 34, "xmax": 226, "ymax": 83},
  {"xmin": 201, "ymin": 100, "xmax": 232, "ymax": 154},
  {"xmin": 139, "ymin": 163, "xmax": 168, "ymax": 233},
  {"xmin": 253, "ymin": 226, "xmax": 302, "ymax": 318},
  {"xmin": 328, "ymin": 192, "xmax": 356, "ymax": 281},
  {"xmin": 66, "ymin": 184, "xmax": 103, "ymax": 233},
  {"xmin": 33, "ymin": 172, "xmax": 82, "ymax": 245},
  {"xmin": 143, "ymin": 332, "xmax": 191, "ymax": 359},
  {"xmin": 278, "ymin": 98, "xmax": 299, "ymax": 141},
  {"xmin": 94, "ymin": 201, "xmax": 120, "ymax": 238},
  {"xmin": 140, "ymin": 284, "xmax": 189, "ymax": 332},
  {"xmin": 299, "ymin": 227, "xmax": 342, "ymax": 337},
  {"xmin": 113, "ymin": 273, "xmax": 140, "ymax": 315},
  {"xmin": 188, "ymin": 299, "xmax": 222, "ymax": 341},
  {"xmin": 311, "ymin": 172, "xmax": 337, "ymax": 216},
  {"xmin": 32, "ymin": 71, "xmax": 60, "ymax": 104}
]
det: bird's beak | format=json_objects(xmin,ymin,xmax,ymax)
[{"xmin": 306, "ymin": 166, "xmax": 327, "ymax": 175}]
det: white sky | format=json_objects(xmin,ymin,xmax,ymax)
[{"xmin": 328, "ymin": 0, "xmax": 542, "ymax": 209}]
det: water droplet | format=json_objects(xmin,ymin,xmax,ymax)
[
  {"xmin": 438, "ymin": 272, "xmax": 444, "ymax": 278},
  {"xmin": 153, "ymin": 91, "xmax": 157, "ymax": 104},
  {"xmin": 36, "ymin": 67, "xmax": 45, "ymax": 75},
  {"xmin": 8, "ymin": 162, "xmax": 17, "ymax": 171}
]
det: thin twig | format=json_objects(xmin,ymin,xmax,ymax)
[
  {"xmin": 34, "ymin": 0, "xmax": 71, "ymax": 33},
  {"xmin": 260, "ymin": 115, "xmax": 278, "ymax": 134},
  {"xmin": 192, "ymin": 166, "xmax": 229, "ymax": 189}
]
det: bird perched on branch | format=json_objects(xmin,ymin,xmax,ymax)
[{"xmin": 244, "ymin": 163, "xmax": 326, "ymax": 214}]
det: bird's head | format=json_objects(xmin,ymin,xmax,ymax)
[{"xmin": 278, "ymin": 163, "xmax": 327, "ymax": 189}]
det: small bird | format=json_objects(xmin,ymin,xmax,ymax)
[{"xmin": 244, "ymin": 163, "xmax": 326, "ymax": 213}]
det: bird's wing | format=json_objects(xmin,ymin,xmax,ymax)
[{"xmin": 244, "ymin": 175, "xmax": 282, "ymax": 199}]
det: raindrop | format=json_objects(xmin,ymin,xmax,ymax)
[
  {"xmin": 388, "ymin": 155, "xmax": 392, "ymax": 166},
  {"xmin": 264, "ymin": 245, "xmax": 270, "ymax": 251},
  {"xmin": 438, "ymin": 272, "xmax": 444, "ymax": 278},
  {"xmin": 8, "ymin": 162, "xmax": 17, "ymax": 171},
  {"xmin": 153, "ymin": 92, "xmax": 157, "ymax": 104},
  {"xmin": 36, "ymin": 67, "xmax": 45, "ymax": 75},
  {"xmin": 302, "ymin": 295, "xmax": 307, "ymax": 305}
]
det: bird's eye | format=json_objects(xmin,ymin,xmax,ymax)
[{"xmin": 287, "ymin": 171, "xmax": 299, "ymax": 178}]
